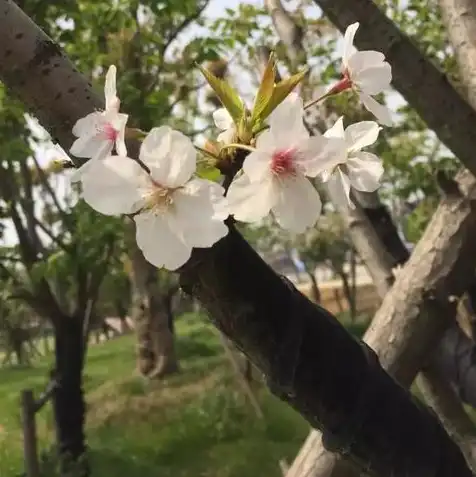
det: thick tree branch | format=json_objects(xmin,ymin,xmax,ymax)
[
  {"xmin": 439, "ymin": 0, "xmax": 476, "ymax": 109},
  {"xmin": 265, "ymin": 1, "xmax": 476, "ymax": 476},
  {"xmin": 0, "ymin": 0, "xmax": 102, "ymax": 152}
]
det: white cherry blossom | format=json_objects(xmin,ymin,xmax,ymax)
[
  {"xmin": 213, "ymin": 108, "xmax": 236, "ymax": 144},
  {"xmin": 331, "ymin": 23, "xmax": 392, "ymax": 126},
  {"xmin": 322, "ymin": 116, "xmax": 384, "ymax": 207},
  {"xmin": 70, "ymin": 65, "xmax": 128, "ymax": 182},
  {"xmin": 80, "ymin": 126, "xmax": 229, "ymax": 270},
  {"xmin": 227, "ymin": 93, "xmax": 346, "ymax": 233}
]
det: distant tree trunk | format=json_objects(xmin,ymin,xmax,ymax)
[
  {"xmin": 51, "ymin": 315, "xmax": 88, "ymax": 476},
  {"xmin": 333, "ymin": 289, "xmax": 345, "ymax": 314},
  {"xmin": 115, "ymin": 300, "xmax": 130, "ymax": 334},
  {"xmin": 163, "ymin": 285, "xmax": 179, "ymax": 335},
  {"xmin": 127, "ymin": 225, "xmax": 179, "ymax": 377},
  {"xmin": 149, "ymin": 288, "xmax": 179, "ymax": 378},
  {"xmin": 11, "ymin": 331, "xmax": 27, "ymax": 365},
  {"xmin": 305, "ymin": 267, "xmax": 321, "ymax": 303},
  {"xmin": 335, "ymin": 268, "xmax": 355, "ymax": 318}
]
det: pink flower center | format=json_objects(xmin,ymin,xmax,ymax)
[
  {"xmin": 102, "ymin": 122, "xmax": 118, "ymax": 141},
  {"xmin": 271, "ymin": 148, "xmax": 297, "ymax": 176},
  {"xmin": 329, "ymin": 69, "xmax": 353, "ymax": 95}
]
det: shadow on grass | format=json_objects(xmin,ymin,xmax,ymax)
[
  {"xmin": 89, "ymin": 448, "xmax": 159, "ymax": 477},
  {"xmin": 345, "ymin": 321, "xmax": 370, "ymax": 339},
  {"xmin": 176, "ymin": 334, "xmax": 220, "ymax": 360}
]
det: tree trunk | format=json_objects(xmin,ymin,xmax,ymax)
[
  {"xmin": 438, "ymin": 0, "xmax": 476, "ymax": 108},
  {"xmin": 127, "ymin": 224, "xmax": 179, "ymax": 378},
  {"xmin": 179, "ymin": 217, "xmax": 473, "ymax": 476},
  {"xmin": 51, "ymin": 315, "xmax": 89, "ymax": 476},
  {"xmin": 305, "ymin": 269, "xmax": 321, "ymax": 304},
  {"xmin": 335, "ymin": 269, "xmax": 354, "ymax": 316},
  {"xmin": 263, "ymin": 3, "xmax": 476, "ymax": 475},
  {"xmin": 163, "ymin": 285, "xmax": 179, "ymax": 335},
  {"xmin": 286, "ymin": 169, "xmax": 476, "ymax": 477},
  {"xmin": 353, "ymin": 190, "xmax": 410, "ymax": 267}
]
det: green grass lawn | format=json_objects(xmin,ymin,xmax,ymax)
[{"xmin": 0, "ymin": 312, "xmax": 369, "ymax": 477}]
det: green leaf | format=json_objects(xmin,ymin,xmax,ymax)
[
  {"xmin": 196, "ymin": 162, "xmax": 222, "ymax": 181},
  {"xmin": 251, "ymin": 52, "xmax": 276, "ymax": 124},
  {"xmin": 197, "ymin": 64, "xmax": 244, "ymax": 123},
  {"xmin": 258, "ymin": 67, "xmax": 309, "ymax": 126}
]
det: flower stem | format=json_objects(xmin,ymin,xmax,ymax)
[
  {"xmin": 195, "ymin": 146, "xmax": 219, "ymax": 161},
  {"xmin": 125, "ymin": 127, "xmax": 147, "ymax": 140},
  {"xmin": 303, "ymin": 90, "xmax": 334, "ymax": 111},
  {"xmin": 221, "ymin": 143, "xmax": 257, "ymax": 153}
]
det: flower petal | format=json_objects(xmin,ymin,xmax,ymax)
[
  {"xmin": 345, "ymin": 121, "xmax": 381, "ymax": 152},
  {"xmin": 227, "ymin": 173, "xmax": 275, "ymax": 223},
  {"xmin": 242, "ymin": 150, "xmax": 272, "ymax": 183},
  {"xmin": 140, "ymin": 126, "xmax": 196, "ymax": 188},
  {"xmin": 324, "ymin": 116, "xmax": 345, "ymax": 140},
  {"xmin": 173, "ymin": 179, "xmax": 229, "ymax": 248},
  {"xmin": 72, "ymin": 112, "xmax": 104, "ymax": 138},
  {"xmin": 298, "ymin": 136, "xmax": 347, "ymax": 177},
  {"xmin": 353, "ymin": 63, "xmax": 392, "ymax": 95},
  {"xmin": 342, "ymin": 22, "xmax": 360, "ymax": 66},
  {"xmin": 359, "ymin": 93, "xmax": 393, "ymax": 126},
  {"xmin": 135, "ymin": 212, "xmax": 192, "ymax": 270},
  {"xmin": 104, "ymin": 65, "xmax": 120, "ymax": 111},
  {"xmin": 213, "ymin": 108, "xmax": 234, "ymax": 130},
  {"xmin": 69, "ymin": 158, "xmax": 96, "ymax": 183},
  {"xmin": 347, "ymin": 151, "xmax": 384, "ymax": 192},
  {"xmin": 70, "ymin": 134, "xmax": 112, "ymax": 160},
  {"xmin": 81, "ymin": 156, "xmax": 148, "ymax": 215},
  {"xmin": 327, "ymin": 169, "xmax": 354, "ymax": 208},
  {"xmin": 268, "ymin": 93, "xmax": 309, "ymax": 148},
  {"xmin": 348, "ymin": 51, "xmax": 386, "ymax": 73},
  {"xmin": 111, "ymin": 113, "xmax": 129, "ymax": 156},
  {"xmin": 217, "ymin": 127, "xmax": 235, "ymax": 145},
  {"xmin": 272, "ymin": 174, "xmax": 322, "ymax": 233}
]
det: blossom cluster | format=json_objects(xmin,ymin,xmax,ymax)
[{"xmin": 69, "ymin": 23, "xmax": 391, "ymax": 271}]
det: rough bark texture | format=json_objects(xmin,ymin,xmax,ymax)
[
  {"xmin": 0, "ymin": 0, "xmax": 99, "ymax": 153},
  {"xmin": 311, "ymin": 0, "xmax": 476, "ymax": 178},
  {"xmin": 353, "ymin": 190, "xmax": 410, "ymax": 267},
  {"xmin": 1, "ymin": 2, "xmax": 474, "ymax": 475},
  {"xmin": 178, "ymin": 217, "xmax": 472, "ymax": 476},
  {"xmin": 264, "ymin": 2, "xmax": 476, "ymax": 475},
  {"xmin": 287, "ymin": 170, "xmax": 476, "ymax": 477},
  {"xmin": 439, "ymin": 0, "xmax": 476, "ymax": 108}
]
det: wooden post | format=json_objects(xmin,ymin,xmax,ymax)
[{"xmin": 21, "ymin": 389, "xmax": 40, "ymax": 477}]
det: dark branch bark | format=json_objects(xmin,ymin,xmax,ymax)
[
  {"xmin": 179, "ymin": 222, "xmax": 472, "ymax": 477},
  {"xmin": 266, "ymin": 2, "xmax": 476, "ymax": 475}
]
